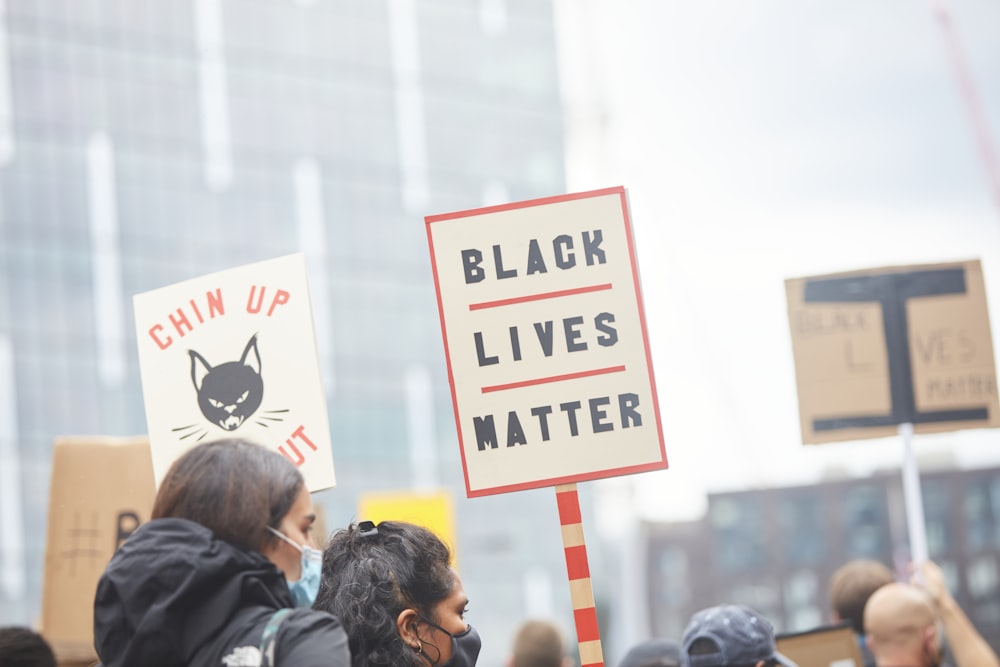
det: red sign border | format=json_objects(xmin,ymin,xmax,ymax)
[{"xmin": 426, "ymin": 185, "xmax": 667, "ymax": 497}]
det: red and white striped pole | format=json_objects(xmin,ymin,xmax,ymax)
[{"xmin": 555, "ymin": 483, "xmax": 604, "ymax": 667}]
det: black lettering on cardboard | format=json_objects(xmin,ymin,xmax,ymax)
[{"xmin": 804, "ymin": 267, "xmax": 988, "ymax": 430}]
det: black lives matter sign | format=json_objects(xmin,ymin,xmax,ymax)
[
  {"xmin": 426, "ymin": 186, "xmax": 666, "ymax": 497},
  {"xmin": 786, "ymin": 259, "xmax": 1000, "ymax": 444}
]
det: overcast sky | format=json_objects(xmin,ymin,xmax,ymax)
[{"xmin": 553, "ymin": 0, "xmax": 1000, "ymax": 522}]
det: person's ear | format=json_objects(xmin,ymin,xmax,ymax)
[
  {"xmin": 922, "ymin": 624, "xmax": 938, "ymax": 654},
  {"xmin": 397, "ymin": 608, "xmax": 422, "ymax": 650}
]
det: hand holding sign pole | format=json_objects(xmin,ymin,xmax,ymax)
[
  {"xmin": 427, "ymin": 186, "xmax": 666, "ymax": 667},
  {"xmin": 786, "ymin": 260, "xmax": 999, "ymax": 564}
]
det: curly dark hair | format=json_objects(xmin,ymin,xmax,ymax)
[{"xmin": 314, "ymin": 521, "xmax": 455, "ymax": 667}]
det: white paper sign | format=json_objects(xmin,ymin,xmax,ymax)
[
  {"xmin": 426, "ymin": 186, "xmax": 667, "ymax": 497},
  {"xmin": 133, "ymin": 253, "xmax": 336, "ymax": 491}
]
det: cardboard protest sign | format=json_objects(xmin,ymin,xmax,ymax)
[
  {"xmin": 41, "ymin": 436, "xmax": 155, "ymax": 663},
  {"xmin": 426, "ymin": 186, "xmax": 666, "ymax": 497},
  {"xmin": 786, "ymin": 259, "xmax": 1000, "ymax": 444},
  {"xmin": 776, "ymin": 623, "xmax": 863, "ymax": 667},
  {"xmin": 133, "ymin": 253, "xmax": 336, "ymax": 490}
]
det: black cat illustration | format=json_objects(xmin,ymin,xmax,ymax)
[{"xmin": 188, "ymin": 334, "xmax": 264, "ymax": 431}]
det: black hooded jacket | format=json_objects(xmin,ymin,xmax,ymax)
[{"xmin": 93, "ymin": 518, "xmax": 350, "ymax": 667}]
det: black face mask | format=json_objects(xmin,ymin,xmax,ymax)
[
  {"xmin": 441, "ymin": 625, "xmax": 481, "ymax": 667},
  {"xmin": 419, "ymin": 618, "xmax": 482, "ymax": 667}
]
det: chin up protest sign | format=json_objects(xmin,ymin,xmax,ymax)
[{"xmin": 133, "ymin": 253, "xmax": 336, "ymax": 491}]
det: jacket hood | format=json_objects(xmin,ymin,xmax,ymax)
[{"xmin": 94, "ymin": 517, "xmax": 293, "ymax": 667}]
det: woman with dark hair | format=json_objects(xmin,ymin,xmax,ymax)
[
  {"xmin": 93, "ymin": 438, "xmax": 350, "ymax": 667},
  {"xmin": 314, "ymin": 520, "xmax": 481, "ymax": 667}
]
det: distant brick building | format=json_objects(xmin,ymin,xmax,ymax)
[{"xmin": 645, "ymin": 464, "xmax": 1000, "ymax": 652}]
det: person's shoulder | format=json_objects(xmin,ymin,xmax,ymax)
[
  {"xmin": 277, "ymin": 608, "xmax": 350, "ymax": 666},
  {"xmin": 280, "ymin": 607, "xmax": 346, "ymax": 633}
]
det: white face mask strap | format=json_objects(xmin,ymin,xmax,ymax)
[{"xmin": 267, "ymin": 526, "xmax": 303, "ymax": 553}]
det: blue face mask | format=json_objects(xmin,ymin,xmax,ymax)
[{"xmin": 267, "ymin": 527, "xmax": 322, "ymax": 608}]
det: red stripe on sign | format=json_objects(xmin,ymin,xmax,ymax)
[
  {"xmin": 556, "ymin": 488, "xmax": 582, "ymax": 525},
  {"xmin": 564, "ymin": 545, "xmax": 590, "ymax": 580},
  {"xmin": 481, "ymin": 365, "xmax": 626, "ymax": 394},
  {"xmin": 574, "ymin": 607, "xmax": 601, "ymax": 642},
  {"xmin": 581, "ymin": 662, "xmax": 604, "ymax": 667},
  {"xmin": 468, "ymin": 283, "xmax": 613, "ymax": 310}
]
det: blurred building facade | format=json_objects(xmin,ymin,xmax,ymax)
[
  {"xmin": 646, "ymin": 464, "xmax": 1000, "ymax": 652},
  {"xmin": 0, "ymin": 2, "xmax": 581, "ymax": 664}
]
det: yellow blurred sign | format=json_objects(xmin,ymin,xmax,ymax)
[{"xmin": 358, "ymin": 490, "xmax": 458, "ymax": 567}]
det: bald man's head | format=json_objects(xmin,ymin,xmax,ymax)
[{"xmin": 864, "ymin": 583, "xmax": 942, "ymax": 667}]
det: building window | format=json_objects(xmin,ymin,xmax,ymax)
[
  {"xmin": 963, "ymin": 477, "xmax": 1000, "ymax": 553},
  {"xmin": 967, "ymin": 555, "xmax": 1000, "ymax": 625},
  {"xmin": 922, "ymin": 480, "xmax": 952, "ymax": 560},
  {"xmin": 655, "ymin": 546, "xmax": 690, "ymax": 609},
  {"xmin": 781, "ymin": 494, "xmax": 824, "ymax": 565},
  {"xmin": 654, "ymin": 546, "xmax": 690, "ymax": 641},
  {"xmin": 711, "ymin": 497, "xmax": 767, "ymax": 573},
  {"xmin": 843, "ymin": 486, "xmax": 889, "ymax": 560},
  {"xmin": 783, "ymin": 570, "xmax": 822, "ymax": 631}
]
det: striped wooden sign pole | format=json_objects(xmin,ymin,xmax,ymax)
[{"xmin": 555, "ymin": 483, "xmax": 604, "ymax": 667}]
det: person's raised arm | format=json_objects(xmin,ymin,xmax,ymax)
[{"xmin": 913, "ymin": 560, "xmax": 999, "ymax": 667}]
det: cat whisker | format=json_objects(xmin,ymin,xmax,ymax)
[
  {"xmin": 257, "ymin": 416, "xmax": 285, "ymax": 422},
  {"xmin": 262, "ymin": 409, "xmax": 290, "ymax": 414},
  {"xmin": 255, "ymin": 421, "xmax": 270, "ymax": 428},
  {"xmin": 172, "ymin": 424, "xmax": 200, "ymax": 432}
]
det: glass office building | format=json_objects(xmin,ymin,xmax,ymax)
[{"xmin": 0, "ymin": 2, "xmax": 578, "ymax": 663}]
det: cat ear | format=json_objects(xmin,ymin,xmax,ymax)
[
  {"xmin": 240, "ymin": 334, "xmax": 262, "ymax": 375},
  {"xmin": 189, "ymin": 349, "xmax": 212, "ymax": 391}
]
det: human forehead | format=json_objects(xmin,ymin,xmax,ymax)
[
  {"xmin": 436, "ymin": 570, "xmax": 467, "ymax": 606},
  {"xmin": 284, "ymin": 486, "xmax": 315, "ymax": 519}
]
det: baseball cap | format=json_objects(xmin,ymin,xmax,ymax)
[{"xmin": 681, "ymin": 605, "xmax": 798, "ymax": 667}]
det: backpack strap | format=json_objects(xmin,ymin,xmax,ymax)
[{"xmin": 259, "ymin": 608, "xmax": 294, "ymax": 667}]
